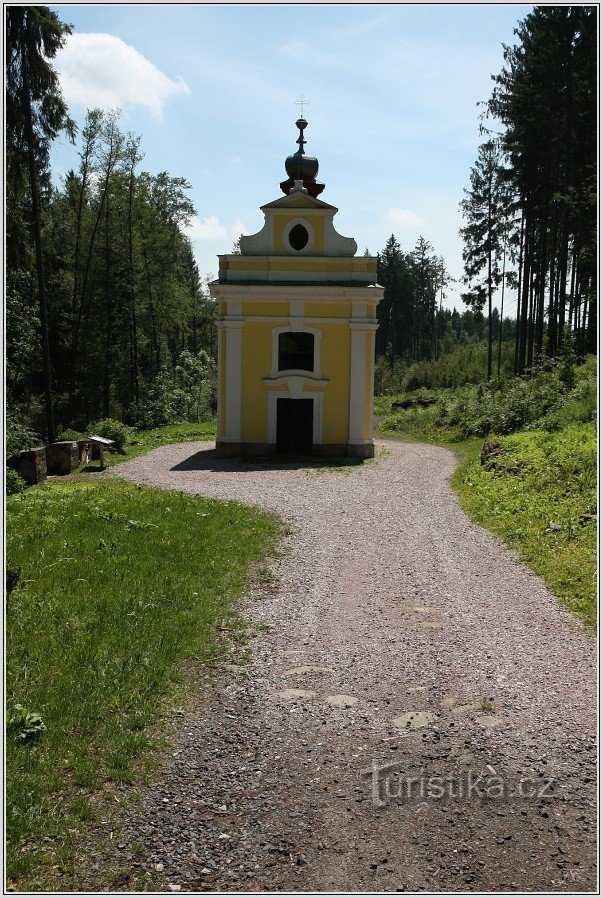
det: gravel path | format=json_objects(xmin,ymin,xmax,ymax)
[{"xmin": 81, "ymin": 439, "xmax": 596, "ymax": 892}]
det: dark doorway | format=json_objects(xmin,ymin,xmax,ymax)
[{"xmin": 276, "ymin": 398, "xmax": 313, "ymax": 455}]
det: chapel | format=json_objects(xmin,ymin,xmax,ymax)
[{"xmin": 210, "ymin": 117, "xmax": 383, "ymax": 458}]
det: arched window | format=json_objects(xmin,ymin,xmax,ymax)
[{"xmin": 278, "ymin": 331, "xmax": 314, "ymax": 372}]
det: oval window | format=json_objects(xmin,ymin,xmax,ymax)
[{"xmin": 288, "ymin": 223, "xmax": 309, "ymax": 251}]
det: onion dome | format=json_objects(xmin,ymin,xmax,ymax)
[{"xmin": 280, "ymin": 118, "xmax": 325, "ymax": 197}]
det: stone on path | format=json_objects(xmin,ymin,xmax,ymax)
[
  {"xmin": 324, "ymin": 694, "xmax": 358, "ymax": 708},
  {"xmin": 275, "ymin": 688, "xmax": 316, "ymax": 701},
  {"xmin": 391, "ymin": 710, "xmax": 437, "ymax": 730},
  {"xmin": 284, "ymin": 665, "xmax": 333, "ymax": 676},
  {"xmin": 479, "ymin": 714, "xmax": 504, "ymax": 728},
  {"xmin": 439, "ymin": 696, "xmax": 460, "ymax": 709},
  {"xmin": 452, "ymin": 702, "xmax": 483, "ymax": 716}
]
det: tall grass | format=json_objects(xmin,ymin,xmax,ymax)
[{"xmin": 454, "ymin": 426, "xmax": 596, "ymax": 629}]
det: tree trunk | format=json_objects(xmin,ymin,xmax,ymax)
[
  {"xmin": 102, "ymin": 185, "xmax": 112, "ymax": 418},
  {"xmin": 497, "ymin": 241, "xmax": 506, "ymax": 377},
  {"xmin": 21, "ymin": 42, "xmax": 55, "ymax": 442},
  {"xmin": 487, "ymin": 247, "xmax": 493, "ymax": 380},
  {"xmin": 142, "ymin": 241, "xmax": 161, "ymax": 373},
  {"xmin": 67, "ymin": 123, "xmax": 118, "ymax": 421},
  {"xmin": 527, "ymin": 265, "xmax": 536, "ymax": 370},
  {"xmin": 514, "ymin": 210, "xmax": 525, "ymax": 375},
  {"xmin": 518, "ymin": 214, "xmax": 532, "ymax": 373},
  {"xmin": 127, "ymin": 164, "xmax": 139, "ymax": 405}
]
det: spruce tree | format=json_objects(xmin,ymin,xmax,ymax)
[
  {"xmin": 460, "ymin": 140, "xmax": 511, "ymax": 379},
  {"xmin": 6, "ymin": 6, "xmax": 75, "ymax": 441}
]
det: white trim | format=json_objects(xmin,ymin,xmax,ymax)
[
  {"xmin": 224, "ymin": 322, "xmax": 242, "ymax": 441},
  {"xmin": 368, "ymin": 328, "xmax": 376, "ymax": 439},
  {"xmin": 216, "ymin": 322, "xmax": 224, "ymax": 439},
  {"xmin": 283, "ymin": 218, "xmax": 315, "ymax": 255},
  {"xmin": 226, "ymin": 299, "xmax": 242, "ymax": 317},
  {"xmin": 349, "ymin": 321, "xmax": 379, "ymax": 332},
  {"xmin": 221, "ymin": 268, "xmax": 374, "ymax": 284},
  {"xmin": 210, "ymin": 283, "xmax": 384, "ymax": 303},
  {"xmin": 267, "ymin": 391, "xmax": 324, "ymax": 445},
  {"xmin": 219, "ymin": 316, "xmax": 347, "ymax": 325},
  {"xmin": 348, "ymin": 327, "xmax": 367, "ymax": 444},
  {"xmin": 352, "ymin": 301, "xmax": 367, "ymax": 318},
  {"xmin": 271, "ymin": 325, "xmax": 322, "ymax": 377},
  {"xmin": 261, "ymin": 205, "xmax": 338, "ymax": 216},
  {"xmin": 262, "ymin": 374, "xmax": 329, "ymax": 395},
  {"xmin": 218, "ymin": 253, "xmax": 378, "ymax": 262}
]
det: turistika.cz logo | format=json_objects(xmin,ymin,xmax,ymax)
[{"xmin": 363, "ymin": 761, "xmax": 555, "ymax": 808}]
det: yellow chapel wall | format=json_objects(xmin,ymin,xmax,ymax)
[
  {"xmin": 240, "ymin": 321, "xmax": 275, "ymax": 444},
  {"xmin": 237, "ymin": 301, "xmax": 352, "ymax": 446},
  {"xmin": 318, "ymin": 322, "xmax": 350, "ymax": 444},
  {"xmin": 272, "ymin": 213, "xmax": 325, "ymax": 253}
]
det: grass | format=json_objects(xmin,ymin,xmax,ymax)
[
  {"xmin": 6, "ymin": 477, "xmax": 278, "ymax": 889},
  {"xmin": 99, "ymin": 421, "xmax": 217, "ymax": 469},
  {"xmin": 453, "ymin": 425, "xmax": 596, "ymax": 630},
  {"xmin": 377, "ymin": 416, "xmax": 596, "ymax": 631}
]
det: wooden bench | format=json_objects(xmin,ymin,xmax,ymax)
[{"xmin": 86, "ymin": 436, "xmax": 117, "ymax": 469}]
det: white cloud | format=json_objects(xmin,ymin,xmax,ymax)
[
  {"xmin": 56, "ymin": 32, "xmax": 189, "ymax": 117},
  {"xmin": 186, "ymin": 216, "xmax": 247, "ymax": 242},
  {"xmin": 385, "ymin": 207, "xmax": 423, "ymax": 228},
  {"xmin": 186, "ymin": 216, "xmax": 227, "ymax": 241}
]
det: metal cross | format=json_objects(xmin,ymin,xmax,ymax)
[{"xmin": 295, "ymin": 94, "xmax": 310, "ymax": 117}]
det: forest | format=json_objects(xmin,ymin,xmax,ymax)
[
  {"xmin": 5, "ymin": 5, "xmax": 597, "ymax": 456},
  {"xmin": 377, "ymin": 6, "xmax": 596, "ymax": 384}
]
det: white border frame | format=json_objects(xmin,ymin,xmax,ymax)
[
  {"xmin": 271, "ymin": 325, "xmax": 322, "ymax": 377},
  {"xmin": 267, "ymin": 390, "xmax": 324, "ymax": 445},
  {"xmin": 283, "ymin": 218, "xmax": 315, "ymax": 255}
]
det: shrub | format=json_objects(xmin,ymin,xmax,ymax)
[
  {"xmin": 381, "ymin": 355, "xmax": 596, "ymax": 440},
  {"xmin": 56, "ymin": 428, "xmax": 84, "ymax": 442},
  {"xmin": 401, "ymin": 341, "xmax": 516, "ymax": 392},
  {"xmin": 87, "ymin": 418, "xmax": 132, "ymax": 452},
  {"xmin": 537, "ymin": 376, "xmax": 597, "ymax": 431},
  {"xmin": 6, "ymin": 469, "xmax": 27, "ymax": 496},
  {"xmin": 6, "ymin": 419, "xmax": 39, "ymax": 458},
  {"xmin": 7, "ymin": 705, "xmax": 46, "ymax": 745},
  {"xmin": 374, "ymin": 355, "xmax": 409, "ymax": 395},
  {"xmin": 129, "ymin": 350, "xmax": 216, "ymax": 429}
]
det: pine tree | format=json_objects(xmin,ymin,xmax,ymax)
[
  {"xmin": 6, "ymin": 6, "xmax": 75, "ymax": 441},
  {"xmin": 460, "ymin": 140, "xmax": 511, "ymax": 379},
  {"xmin": 488, "ymin": 6, "xmax": 596, "ymax": 367}
]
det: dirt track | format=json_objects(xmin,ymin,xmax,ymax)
[{"xmin": 82, "ymin": 439, "xmax": 596, "ymax": 892}]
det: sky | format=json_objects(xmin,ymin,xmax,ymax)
[{"xmin": 49, "ymin": 3, "xmax": 533, "ymax": 312}]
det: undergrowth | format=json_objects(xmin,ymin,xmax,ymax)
[{"xmin": 454, "ymin": 426, "xmax": 596, "ymax": 629}]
